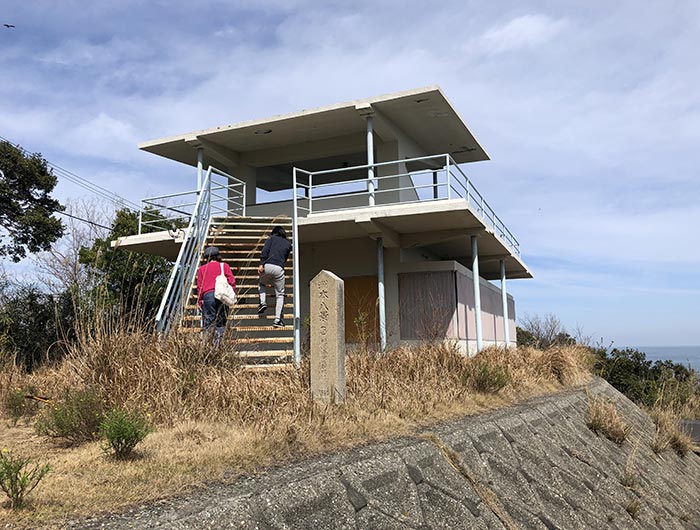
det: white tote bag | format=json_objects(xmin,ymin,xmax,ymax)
[{"xmin": 214, "ymin": 262, "xmax": 237, "ymax": 307}]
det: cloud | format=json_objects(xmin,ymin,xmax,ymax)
[
  {"xmin": 1, "ymin": 0, "xmax": 699, "ymax": 344},
  {"xmin": 477, "ymin": 14, "xmax": 569, "ymax": 54}
]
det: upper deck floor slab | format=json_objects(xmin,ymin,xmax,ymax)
[{"xmin": 298, "ymin": 200, "xmax": 531, "ymax": 280}]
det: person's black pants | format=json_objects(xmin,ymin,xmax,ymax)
[{"xmin": 201, "ymin": 291, "xmax": 227, "ymax": 343}]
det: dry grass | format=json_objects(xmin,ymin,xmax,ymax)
[
  {"xmin": 585, "ymin": 396, "xmax": 632, "ymax": 445},
  {"xmin": 0, "ymin": 337, "xmax": 593, "ymax": 528},
  {"xmin": 650, "ymin": 408, "xmax": 692, "ymax": 457}
]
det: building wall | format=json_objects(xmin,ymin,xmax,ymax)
[
  {"xmin": 298, "ymin": 238, "xmax": 402, "ymax": 348},
  {"xmin": 297, "ymin": 239, "xmax": 516, "ymax": 354}
]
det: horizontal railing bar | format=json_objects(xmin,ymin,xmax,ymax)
[
  {"xmin": 305, "ymin": 153, "xmax": 448, "ymax": 177},
  {"xmin": 311, "ymin": 183, "xmax": 446, "ymax": 203}
]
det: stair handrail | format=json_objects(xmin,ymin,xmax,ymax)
[{"xmin": 155, "ymin": 167, "xmax": 217, "ymax": 334}]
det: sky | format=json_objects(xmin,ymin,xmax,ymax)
[{"xmin": 1, "ymin": 0, "xmax": 698, "ymax": 347}]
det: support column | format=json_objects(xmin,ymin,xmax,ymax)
[
  {"xmin": 366, "ymin": 115, "xmax": 375, "ymax": 206},
  {"xmin": 500, "ymin": 259, "xmax": 510, "ymax": 347},
  {"xmin": 377, "ymin": 237, "xmax": 387, "ymax": 352},
  {"xmin": 196, "ymin": 146, "xmax": 204, "ymax": 192},
  {"xmin": 471, "ymin": 235, "xmax": 483, "ymax": 352}
]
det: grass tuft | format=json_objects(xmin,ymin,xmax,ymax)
[
  {"xmin": 586, "ymin": 396, "xmax": 631, "ymax": 445},
  {"xmin": 650, "ymin": 409, "xmax": 692, "ymax": 457}
]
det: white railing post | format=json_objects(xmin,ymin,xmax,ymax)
[
  {"xmin": 292, "ymin": 168, "xmax": 301, "ymax": 366},
  {"xmin": 446, "ymin": 155, "xmax": 451, "ymax": 200},
  {"xmin": 308, "ymin": 174, "xmax": 313, "ymax": 214},
  {"xmin": 138, "ymin": 209, "xmax": 143, "ymax": 234},
  {"xmin": 242, "ymin": 182, "xmax": 247, "ymax": 217}
]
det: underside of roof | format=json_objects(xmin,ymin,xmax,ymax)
[{"xmin": 138, "ymin": 86, "xmax": 490, "ymax": 178}]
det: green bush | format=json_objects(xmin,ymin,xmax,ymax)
[
  {"xmin": 3, "ymin": 387, "xmax": 39, "ymax": 425},
  {"xmin": 99, "ymin": 408, "xmax": 152, "ymax": 458},
  {"xmin": 467, "ymin": 357, "xmax": 510, "ymax": 393},
  {"xmin": 35, "ymin": 389, "xmax": 104, "ymax": 444},
  {"xmin": 0, "ymin": 449, "xmax": 51, "ymax": 509}
]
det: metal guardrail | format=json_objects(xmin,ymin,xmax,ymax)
[
  {"xmin": 292, "ymin": 154, "xmax": 520, "ymax": 257},
  {"xmin": 138, "ymin": 167, "xmax": 246, "ymax": 234},
  {"xmin": 154, "ymin": 167, "xmax": 246, "ymax": 334}
]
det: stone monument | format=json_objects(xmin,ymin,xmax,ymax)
[{"xmin": 310, "ymin": 270, "xmax": 345, "ymax": 404}]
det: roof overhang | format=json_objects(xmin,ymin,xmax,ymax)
[{"xmin": 139, "ymin": 86, "xmax": 489, "ymax": 176}]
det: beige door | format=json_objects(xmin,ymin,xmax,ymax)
[{"xmin": 344, "ymin": 275, "xmax": 379, "ymax": 343}]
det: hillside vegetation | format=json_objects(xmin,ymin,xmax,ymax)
[{"xmin": 1, "ymin": 317, "xmax": 592, "ymax": 527}]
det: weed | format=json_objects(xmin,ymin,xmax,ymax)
[
  {"xmin": 3, "ymin": 387, "xmax": 39, "ymax": 425},
  {"xmin": 0, "ymin": 449, "xmax": 51, "ymax": 509},
  {"xmin": 100, "ymin": 408, "xmax": 152, "ymax": 458},
  {"xmin": 35, "ymin": 388, "xmax": 104, "ymax": 444},
  {"xmin": 650, "ymin": 409, "xmax": 692, "ymax": 457},
  {"xmin": 625, "ymin": 499, "xmax": 641, "ymax": 519},
  {"xmin": 620, "ymin": 439, "xmax": 641, "ymax": 488},
  {"xmin": 468, "ymin": 355, "xmax": 510, "ymax": 393},
  {"xmin": 586, "ymin": 397, "xmax": 631, "ymax": 445}
]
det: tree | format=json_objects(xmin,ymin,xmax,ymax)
[
  {"xmin": 78, "ymin": 208, "xmax": 172, "ymax": 321},
  {"xmin": 0, "ymin": 140, "xmax": 64, "ymax": 262},
  {"xmin": 518, "ymin": 313, "xmax": 575, "ymax": 349},
  {"xmin": 0, "ymin": 281, "xmax": 72, "ymax": 370},
  {"xmin": 34, "ymin": 198, "xmax": 110, "ymax": 294}
]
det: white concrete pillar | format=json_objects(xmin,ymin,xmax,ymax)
[
  {"xmin": 366, "ymin": 115, "xmax": 375, "ymax": 206},
  {"xmin": 196, "ymin": 146, "xmax": 204, "ymax": 192},
  {"xmin": 471, "ymin": 235, "xmax": 483, "ymax": 352},
  {"xmin": 377, "ymin": 237, "xmax": 386, "ymax": 352},
  {"xmin": 500, "ymin": 259, "xmax": 510, "ymax": 347}
]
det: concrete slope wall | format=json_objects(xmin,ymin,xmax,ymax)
[{"xmin": 74, "ymin": 379, "xmax": 700, "ymax": 529}]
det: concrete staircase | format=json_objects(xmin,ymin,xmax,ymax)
[{"xmin": 179, "ymin": 216, "xmax": 294, "ymax": 368}]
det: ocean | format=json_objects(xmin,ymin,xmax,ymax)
[{"xmin": 624, "ymin": 346, "xmax": 700, "ymax": 370}]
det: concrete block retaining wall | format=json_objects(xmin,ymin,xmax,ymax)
[{"xmin": 74, "ymin": 378, "xmax": 700, "ymax": 529}]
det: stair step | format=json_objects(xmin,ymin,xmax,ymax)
[
  {"xmin": 182, "ymin": 324, "xmax": 294, "ymax": 332},
  {"xmin": 182, "ymin": 314, "xmax": 292, "ymax": 321},
  {"xmin": 231, "ymin": 267, "xmax": 292, "ymax": 272},
  {"xmin": 211, "ymin": 221, "xmax": 292, "ymax": 226},
  {"xmin": 177, "ymin": 330, "xmax": 293, "ymax": 343},
  {"xmin": 236, "ymin": 350, "xmax": 293, "ymax": 358},
  {"xmin": 208, "ymin": 228, "xmax": 281, "ymax": 233},
  {"xmin": 185, "ymin": 303, "xmax": 294, "ymax": 310},
  {"xmin": 242, "ymin": 363, "xmax": 294, "ymax": 372},
  {"xmin": 207, "ymin": 235, "xmax": 270, "ymax": 240}
]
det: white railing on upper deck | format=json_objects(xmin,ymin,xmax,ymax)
[
  {"xmin": 138, "ymin": 166, "xmax": 246, "ymax": 234},
  {"xmin": 291, "ymin": 154, "xmax": 520, "ymax": 257}
]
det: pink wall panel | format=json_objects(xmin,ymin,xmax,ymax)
[
  {"xmin": 481, "ymin": 288, "xmax": 497, "ymax": 342},
  {"xmin": 399, "ymin": 271, "xmax": 457, "ymax": 340}
]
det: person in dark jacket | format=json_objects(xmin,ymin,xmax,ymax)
[
  {"xmin": 197, "ymin": 246, "xmax": 236, "ymax": 344},
  {"xmin": 258, "ymin": 226, "xmax": 292, "ymax": 327}
]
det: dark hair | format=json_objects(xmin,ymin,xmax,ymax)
[
  {"xmin": 271, "ymin": 226, "xmax": 287, "ymax": 239},
  {"xmin": 203, "ymin": 246, "xmax": 220, "ymax": 261}
]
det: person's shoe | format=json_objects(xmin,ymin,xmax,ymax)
[
  {"xmin": 257, "ymin": 303, "xmax": 267, "ymax": 314},
  {"xmin": 272, "ymin": 318, "xmax": 285, "ymax": 328}
]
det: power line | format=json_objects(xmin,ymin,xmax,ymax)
[
  {"xmin": 0, "ymin": 134, "xmax": 142, "ymax": 210},
  {"xmin": 56, "ymin": 210, "xmax": 112, "ymax": 231}
]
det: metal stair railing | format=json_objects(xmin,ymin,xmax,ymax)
[{"xmin": 155, "ymin": 167, "xmax": 245, "ymax": 334}]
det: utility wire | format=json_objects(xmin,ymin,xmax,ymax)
[
  {"xmin": 56, "ymin": 210, "xmax": 112, "ymax": 231},
  {"xmin": 0, "ymin": 134, "xmax": 141, "ymax": 210}
]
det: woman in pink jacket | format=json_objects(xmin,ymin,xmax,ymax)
[{"xmin": 196, "ymin": 246, "xmax": 236, "ymax": 345}]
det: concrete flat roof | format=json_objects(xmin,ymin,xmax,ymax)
[{"xmin": 139, "ymin": 86, "xmax": 489, "ymax": 171}]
